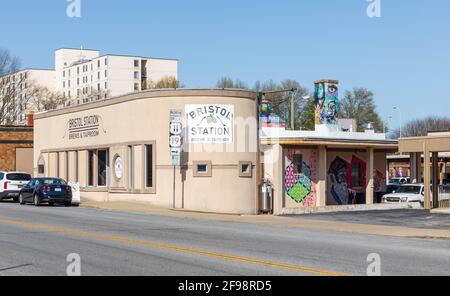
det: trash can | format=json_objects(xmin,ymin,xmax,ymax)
[{"xmin": 261, "ymin": 181, "xmax": 273, "ymax": 214}]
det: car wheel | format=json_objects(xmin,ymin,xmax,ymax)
[
  {"xmin": 33, "ymin": 194, "xmax": 40, "ymax": 207},
  {"xmin": 13, "ymin": 196, "xmax": 19, "ymax": 203},
  {"xmin": 49, "ymin": 202, "xmax": 55, "ymax": 207},
  {"xmin": 19, "ymin": 194, "xmax": 25, "ymax": 205},
  {"xmin": 64, "ymin": 201, "xmax": 71, "ymax": 207}
]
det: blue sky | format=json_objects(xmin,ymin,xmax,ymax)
[{"xmin": 1, "ymin": 0, "xmax": 449, "ymax": 128}]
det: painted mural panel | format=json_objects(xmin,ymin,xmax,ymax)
[
  {"xmin": 315, "ymin": 81, "xmax": 339, "ymax": 125},
  {"xmin": 327, "ymin": 153, "xmax": 385, "ymax": 205},
  {"xmin": 284, "ymin": 149, "xmax": 318, "ymax": 208}
]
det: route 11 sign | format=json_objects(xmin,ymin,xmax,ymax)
[{"xmin": 169, "ymin": 110, "xmax": 182, "ymax": 166}]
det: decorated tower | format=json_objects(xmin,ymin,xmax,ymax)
[{"xmin": 314, "ymin": 80, "xmax": 339, "ymax": 125}]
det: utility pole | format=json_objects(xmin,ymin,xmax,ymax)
[{"xmin": 290, "ymin": 91, "xmax": 295, "ymax": 130}]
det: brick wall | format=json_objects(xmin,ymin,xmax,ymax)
[{"xmin": 0, "ymin": 126, "xmax": 33, "ymax": 172}]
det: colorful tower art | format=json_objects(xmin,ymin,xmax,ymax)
[
  {"xmin": 314, "ymin": 80, "xmax": 339, "ymax": 125},
  {"xmin": 259, "ymin": 97, "xmax": 286, "ymax": 128}
]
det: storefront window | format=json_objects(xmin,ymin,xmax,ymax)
[
  {"xmin": 88, "ymin": 149, "xmax": 109, "ymax": 187},
  {"xmin": 98, "ymin": 150, "xmax": 108, "ymax": 187},
  {"xmin": 88, "ymin": 150, "xmax": 95, "ymax": 186},
  {"xmin": 145, "ymin": 145, "xmax": 153, "ymax": 188}
]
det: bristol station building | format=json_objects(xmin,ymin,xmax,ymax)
[{"xmin": 33, "ymin": 80, "xmax": 398, "ymax": 215}]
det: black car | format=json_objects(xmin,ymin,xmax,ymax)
[{"xmin": 19, "ymin": 178, "xmax": 72, "ymax": 207}]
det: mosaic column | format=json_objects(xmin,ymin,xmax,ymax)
[{"xmin": 314, "ymin": 80, "xmax": 340, "ymax": 125}]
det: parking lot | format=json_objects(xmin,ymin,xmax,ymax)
[{"xmin": 295, "ymin": 210, "xmax": 450, "ymax": 230}]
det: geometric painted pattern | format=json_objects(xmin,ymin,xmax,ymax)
[{"xmin": 285, "ymin": 161, "xmax": 313, "ymax": 204}]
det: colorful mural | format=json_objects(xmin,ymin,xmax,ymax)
[
  {"xmin": 328, "ymin": 155, "xmax": 385, "ymax": 205},
  {"xmin": 315, "ymin": 81, "xmax": 339, "ymax": 125},
  {"xmin": 285, "ymin": 150, "xmax": 317, "ymax": 207},
  {"xmin": 259, "ymin": 98, "xmax": 286, "ymax": 128},
  {"xmin": 328, "ymin": 156, "xmax": 352, "ymax": 205}
]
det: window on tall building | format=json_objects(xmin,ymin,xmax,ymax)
[
  {"xmin": 134, "ymin": 83, "xmax": 139, "ymax": 91},
  {"xmin": 105, "ymin": 70, "xmax": 107, "ymax": 78},
  {"xmin": 105, "ymin": 58, "xmax": 108, "ymax": 66},
  {"xmin": 134, "ymin": 72, "xmax": 139, "ymax": 79},
  {"xmin": 134, "ymin": 60, "xmax": 139, "ymax": 67}
]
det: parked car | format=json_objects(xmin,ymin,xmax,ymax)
[
  {"xmin": 388, "ymin": 177, "xmax": 410, "ymax": 185},
  {"xmin": 382, "ymin": 184, "xmax": 425, "ymax": 205},
  {"xmin": 0, "ymin": 172, "xmax": 32, "ymax": 202},
  {"xmin": 19, "ymin": 178, "xmax": 72, "ymax": 207}
]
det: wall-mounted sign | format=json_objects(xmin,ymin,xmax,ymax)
[
  {"xmin": 64, "ymin": 114, "xmax": 107, "ymax": 140},
  {"xmin": 170, "ymin": 110, "xmax": 183, "ymax": 166},
  {"xmin": 186, "ymin": 105, "xmax": 234, "ymax": 144}
]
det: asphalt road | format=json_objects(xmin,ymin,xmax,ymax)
[
  {"xmin": 0, "ymin": 202, "xmax": 449, "ymax": 276},
  {"xmin": 297, "ymin": 210, "xmax": 450, "ymax": 230}
]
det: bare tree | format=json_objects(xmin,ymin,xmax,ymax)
[
  {"xmin": 253, "ymin": 79, "xmax": 311, "ymax": 130},
  {"xmin": 27, "ymin": 85, "xmax": 67, "ymax": 112},
  {"xmin": 216, "ymin": 77, "xmax": 248, "ymax": 89},
  {"xmin": 391, "ymin": 116, "xmax": 450, "ymax": 138},
  {"xmin": 146, "ymin": 76, "xmax": 181, "ymax": 89},
  {"xmin": 340, "ymin": 88, "xmax": 384, "ymax": 132},
  {"xmin": 0, "ymin": 48, "xmax": 26, "ymax": 125}
]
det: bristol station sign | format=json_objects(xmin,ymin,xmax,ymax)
[
  {"xmin": 64, "ymin": 115, "xmax": 106, "ymax": 140},
  {"xmin": 186, "ymin": 105, "xmax": 234, "ymax": 144}
]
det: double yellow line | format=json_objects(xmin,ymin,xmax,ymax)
[{"xmin": 0, "ymin": 218, "xmax": 351, "ymax": 276}]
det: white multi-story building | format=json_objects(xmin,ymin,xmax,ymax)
[
  {"xmin": 0, "ymin": 68, "xmax": 56, "ymax": 124},
  {"xmin": 0, "ymin": 48, "xmax": 179, "ymax": 124},
  {"xmin": 55, "ymin": 48, "xmax": 179, "ymax": 106}
]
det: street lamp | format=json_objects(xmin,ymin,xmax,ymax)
[{"xmin": 393, "ymin": 106, "xmax": 403, "ymax": 138}]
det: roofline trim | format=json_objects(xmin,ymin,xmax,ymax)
[{"xmin": 35, "ymin": 89, "xmax": 258, "ymax": 120}]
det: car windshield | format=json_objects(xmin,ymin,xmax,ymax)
[
  {"xmin": 6, "ymin": 173, "xmax": 32, "ymax": 181},
  {"xmin": 396, "ymin": 185, "xmax": 421, "ymax": 194},
  {"xmin": 39, "ymin": 179, "xmax": 67, "ymax": 185},
  {"xmin": 389, "ymin": 179, "xmax": 401, "ymax": 184}
]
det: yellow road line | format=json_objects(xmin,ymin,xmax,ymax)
[{"xmin": 0, "ymin": 218, "xmax": 351, "ymax": 276}]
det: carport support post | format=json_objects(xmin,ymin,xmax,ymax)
[
  {"xmin": 366, "ymin": 148, "xmax": 374, "ymax": 205},
  {"xmin": 432, "ymin": 152, "xmax": 439, "ymax": 208},
  {"xmin": 423, "ymin": 144, "xmax": 431, "ymax": 210},
  {"xmin": 317, "ymin": 146, "xmax": 327, "ymax": 207}
]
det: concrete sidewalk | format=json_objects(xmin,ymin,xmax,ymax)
[{"xmin": 81, "ymin": 200, "xmax": 450, "ymax": 240}]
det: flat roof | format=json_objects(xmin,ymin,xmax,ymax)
[
  {"xmin": 261, "ymin": 137, "xmax": 398, "ymax": 150},
  {"xmin": 0, "ymin": 68, "xmax": 55, "ymax": 78},
  {"xmin": 399, "ymin": 134, "xmax": 450, "ymax": 153},
  {"xmin": 34, "ymin": 89, "xmax": 258, "ymax": 120}
]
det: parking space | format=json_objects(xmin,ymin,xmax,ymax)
[{"xmin": 294, "ymin": 210, "xmax": 450, "ymax": 230}]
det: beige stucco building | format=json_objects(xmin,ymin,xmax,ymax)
[
  {"xmin": 34, "ymin": 89, "xmax": 259, "ymax": 214},
  {"xmin": 33, "ymin": 87, "xmax": 399, "ymax": 215}
]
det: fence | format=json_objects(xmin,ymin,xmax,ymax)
[{"xmin": 439, "ymin": 185, "xmax": 450, "ymax": 208}]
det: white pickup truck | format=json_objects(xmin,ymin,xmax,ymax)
[{"xmin": 0, "ymin": 172, "xmax": 32, "ymax": 202}]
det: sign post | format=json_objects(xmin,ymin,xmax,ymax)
[{"xmin": 169, "ymin": 110, "xmax": 182, "ymax": 209}]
